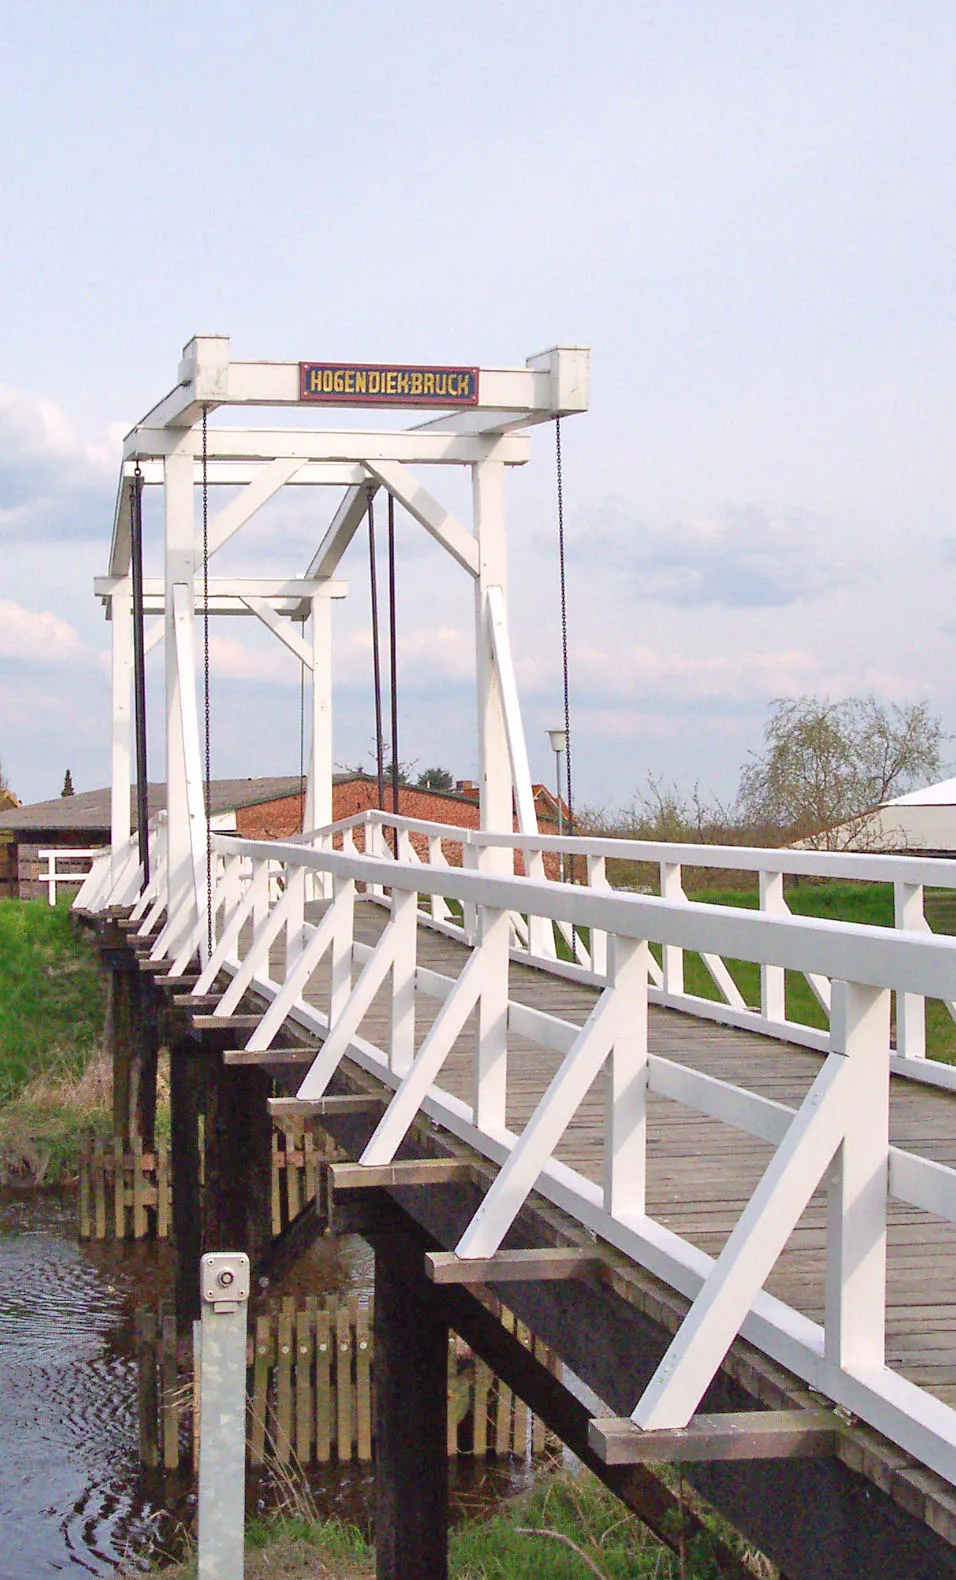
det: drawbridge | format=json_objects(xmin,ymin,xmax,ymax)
[{"xmin": 76, "ymin": 336, "xmax": 956, "ymax": 1579}]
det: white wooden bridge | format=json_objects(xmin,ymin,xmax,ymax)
[{"xmin": 75, "ymin": 336, "xmax": 956, "ymax": 1580}]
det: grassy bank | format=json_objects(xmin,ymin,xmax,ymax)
[
  {"xmin": 647, "ymin": 880, "xmax": 956, "ymax": 1063},
  {"xmin": 0, "ymin": 897, "xmax": 110, "ymax": 1183},
  {"xmin": 131, "ymin": 1466, "xmax": 774, "ymax": 1579}
]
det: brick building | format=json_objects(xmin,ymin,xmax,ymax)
[{"xmin": 0, "ymin": 774, "xmax": 567, "ymax": 898}]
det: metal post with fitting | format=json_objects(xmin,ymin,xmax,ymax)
[
  {"xmin": 197, "ymin": 1251, "xmax": 250, "ymax": 1579},
  {"xmin": 547, "ymin": 727, "xmax": 567, "ymax": 881}
]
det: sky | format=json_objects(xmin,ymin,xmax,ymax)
[{"xmin": 1, "ymin": 2, "xmax": 955, "ymax": 814}]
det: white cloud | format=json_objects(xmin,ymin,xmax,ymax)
[
  {"xmin": 572, "ymin": 640, "xmax": 821, "ymax": 702},
  {"xmin": 566, "ymin": 499, "xmax": 852, "ymax": 609},
  {"xmin": 0, "ymin": 386, "xmax": 123, "ymax": 539},
  {"xmin": 0, "ymin": 598, "xmax": 87, "ymax": 662}
]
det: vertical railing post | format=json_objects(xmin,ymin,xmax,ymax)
[
  {"xmin": 252, "ymin": 857, "xmax": 269, "ymax": 933},
  {"xmin": 894, "ymin": 881, "xmax": 927, "ymax": 1060},
  {"xmin": 473, "ymin": 906, "xmax": 510, "ymax": 1133},
  {"xmin": 661, "ymin": 862, "xmax": 684, "ymax": 998},
  {"xmin": 284, "ymin": 860, "xmax": 305, "ymax": 976},
  {"xmin": 824, "ymin": 981, "xmax": 891, "ymax": 1374},
  {"xmin": 759, "ymin": 869, "xmax": 787, "ymax": 1026},
  {"xmin": 461, "ymin": 840, "xmax": 479, "ymax": 946},
  {"xmin": 428, "ymin": 835, "xmax": 451, "ymax": 924},
  {"xmin": 603, "ymin": 936, "xmax": 649, "ymax": 1217},
  {"xmin": 587, "ymin": 854, "xmax": 609, "ymax": 979},
  {"xmin": 389, "ymin": 887, "xmax": 418, "ymax": 1077},
  {"xmin": 197, "ymin": 1251, "xmax": 249, "ymax": 1580},
  {"xmin": 329, "ymin": 875, "xmax": 355, "ymax": 1026}
]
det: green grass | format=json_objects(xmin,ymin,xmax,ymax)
[
  {"xmin": 145, "ymin": 1467, "xmax": 772, "ymax": 1579},
  {"xmin": 646, "ymin": 880, "xmax": 956, "ymax": 1065},
  {"xmin": 0, "ymin": 898, "xmax": 110, "ymax": 1182},
  {"xmin": 0, "ymin": 897, "xmax": 107, "ymax": 1102}
]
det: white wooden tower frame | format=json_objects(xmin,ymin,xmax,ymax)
[{"xmin": 97, "ymin": 335, "xmax": 589, "ymax": 948}]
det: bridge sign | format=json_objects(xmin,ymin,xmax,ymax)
[{"xmin": 299, "ymin": 361, "xmax": 479, "ymax": 407}]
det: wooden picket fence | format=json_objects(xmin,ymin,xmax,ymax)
[
  {"xmin": 78, "ymin": 1122, "xmax": 339, "ymax": 1241},
  {"xmin": 136, "ymin": 1293, "xmax": 560, "ymax": 1470}
]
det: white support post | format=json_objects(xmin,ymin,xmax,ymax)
[
  {"xmin": 329, "ymin": 874, "xmax": 355, "ymax": 1024},
  {"xmin": 305, "ymin": 587, "xmax": 334, "ymax": 848},
  {"xmin": 427, "ymin": 835, "xmax": 451, "ymax": 923},
  {"xmin": 389, "ymin": 887, "xmax": 418, "ymax": 1077},
  {"xmin": 894, "ymin": 881, "xmax": 927, "ymax": 1060},
  {"xmin": 825, "ymin": 981, "xmax": 891, "ymax": 1372},
  {"xmin": 284, "ymin": 859, "xmax": 306, "ymax": 976},
  {"xmin": 661, "ymin": 862, "xmax": 684, "ymax": 997},
  {"xmin": 164, "ymin": 446, "xmax": 197, "ymax": 938},
  {"xmin": 603, "ymin": 937, "xmax": 649, "ymax": 1219},
  {"xmin": 110, "ymin": 581, "xmax": 133, "ymax": 881},
  {"xmin": 461, "ymin": 840, "xmax": 479, "ymax": 945},
  {"xmin": 472, "ymin": 460, "xmax": 512, "ymax": 873},
  {"xmin": 486, "ymin": 583, "xmax": 549, "ymax": 955},
  {"xmin": 587, "ymin": 855, "xmax": 609, "ymax": 978},
  {"xmin": 473, "ymin": 906, "xmax": 511, "ymax": 1133},
  {"xmin": 760, "ymin": 870, "xmax": 787, "ymax": 1025},
  {"xmin": 197, "ymin": 1252, "xmax": 249, "ymax": 1580}
]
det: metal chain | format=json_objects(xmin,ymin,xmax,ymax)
[
  {"xmin": 556, "ymin": 417, "xmax": 574, "ymax": 835},
  {"xmin": 367, "ymin": 486, "xmax": 386, "ymax": 811},
  {"xmin": 202, "ymin": 405, "xmax": 212, "ymax": 955}
]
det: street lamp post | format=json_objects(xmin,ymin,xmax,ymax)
[{"xmin": 547, "ymin": 727, "xmax": 567, "ymax": 881}]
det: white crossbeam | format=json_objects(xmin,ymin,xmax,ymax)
[
  {"xmin": 124, "ymin": 427, "xmax": 530, "ymax": 466},
  {"xmin": 361, "ymin": 947, "xmax": 487, "ymax": 1166},
  {"xmin": 633, "ymin": 1053, "xmax": 853, "ymax": 1432},
  {"xmin": 362, "ymin": 459, "xmax": 479, "ymax": 577},
  {"xmin": 122, "ymin": 459, "xmax": 367, "ymax": 487},
  {"xmin": 294, "ymin": 921, "xmax": 401, "ymax": 1099},
  {"xmin": 204, "ymin": 456, "xmax": 305, "ymax": 558},
  {"xmin": 239, "ymin": 597, "xmax": 313, "ymax": 668},
  {"xmin": 307, "ymin": 482, "xmax": 376, "ymax": 578},
  {"xmin": 194, "ymin": 860, "xmax": 269, "ymax": 995},
  {"xmin": 455, "ymin": 937, "xmax": 650, "ymax": 1260},
  {"xmin": 244, "ymin": 894, "xmax": 342, "ymax": 1050},
  {"xmin": 215, "ymin": 867, "xmax": 305, "ymax": 1015}
]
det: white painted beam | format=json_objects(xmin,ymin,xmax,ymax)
[
  {"xmin": 306, "ymin": 482, "xmax": 375, "ymax": 578},
  {"xmin": 239, "ymin": 597, "xmax": 313, "ymax": 668},
  {"xmin": 124, "ymin": 427, "xmax": 530, "ymax": 466},
  {"xmin": 121, "ymin": 459, "xmax": 367, "ymax": 487},
  {"xmin": 204, "ymin": 456, "xmax": 305, "ymax": 558},
  {"xmin": 110, "ymin": 580, "xmax": 132, "ymax": 876},
  {"xmin": 363, "ymin": 459, "xmax": 479, "ymax": 577}
]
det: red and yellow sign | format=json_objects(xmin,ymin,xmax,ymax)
[{"xmin": 299, "ymin": 361, "xmax": 479, "ymax": 407}]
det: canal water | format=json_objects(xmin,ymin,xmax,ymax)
[{"xmin": 0, "ymin": 1191, "xmax": 530, "ymax": 1576}]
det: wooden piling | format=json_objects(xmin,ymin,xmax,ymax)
[{"xmin": 372, "ymin": 1228, "xmax": 449, "ymax": 1580}]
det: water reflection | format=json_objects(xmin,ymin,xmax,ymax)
[{"xmin": 0, "ymin": 1193, "xmax": 528, "ymax": 1577}]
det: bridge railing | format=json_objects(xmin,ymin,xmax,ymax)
[
  {"xmin": 188, "ymin": 824, "xmax": 956, "ymax": 1482},
  {"xmin": 299, "ymin": 809, "xmax": 956, "ymax": 1077},
  {"xmin": 37, "ymin": 847, "xmax": 102, "ymax": 905},
  {"xmin": 77, "ymin": 813, "xmax": 956, "ymax": 1481}
]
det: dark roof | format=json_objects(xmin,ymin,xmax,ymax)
[{"xmin": 0, "ymin": 777, "xmax": 310, "ymax": 835}]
